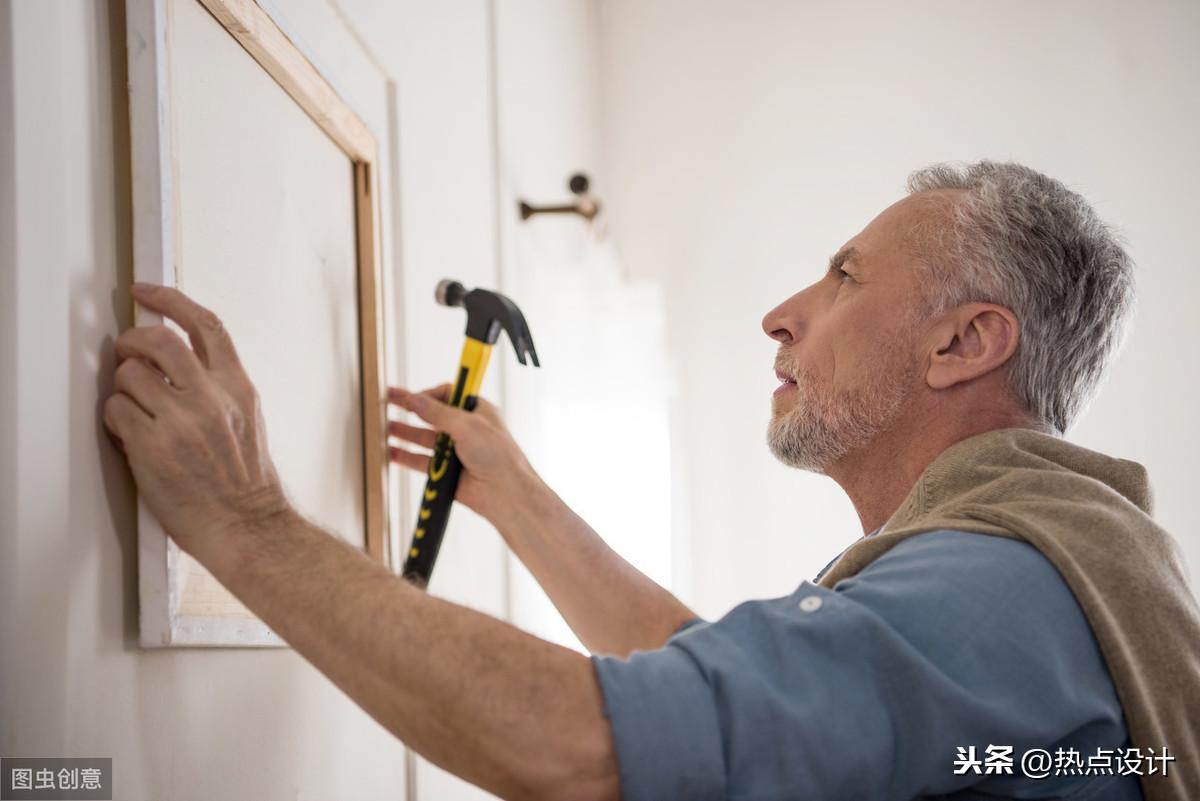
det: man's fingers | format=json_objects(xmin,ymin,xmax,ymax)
[
  {"xmin": 115, "ymin": 325, "xmax": 204, "ymax": 390},
  {"xmin": 388, "ymin": 384, "xmax": 451, "ymax": 406},
  {"xmin": 103, "ymin": 391, "xmax": 152, "ymax": 444},
  {"xmin": 387, "ymin": 388, "xmax": 472, "ymax": 437},
  {"xmin": 419, "ymin": 383, "xmax": 453, "ymax": 403},
  {"xmin": 387, "ymin": 419, "xmax": 438, "ymax": 449},
  {"xmin": 389, "ymin": 384, "xmax": 502, "ymax": 424},
  {"xmin": 388, "ymin": 445, "xmax": 431, "ymax": 473},
  {"xmin": 113, "ymin": 357, "xmax": 172, "ymax": 416},
  {"xmin": 131, "ymin": 283, "xmax": 241, "ymax": 371}
]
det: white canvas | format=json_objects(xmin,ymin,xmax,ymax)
[{"xmin": 128, "ymin": 0, "xmax": 375, "ymax": 646}]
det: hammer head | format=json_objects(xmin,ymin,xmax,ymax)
[{"xmin": 435, "ymin": 279, "xmax": 540, "ymax": 367}]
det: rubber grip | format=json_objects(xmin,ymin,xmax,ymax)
[
  {"xmin": 401, "ymin": 395, "xmax": 478, "ymax": 587},
  {"xmin": 401, "ymin": 434, "xmax": 464, "ymax": 586}
]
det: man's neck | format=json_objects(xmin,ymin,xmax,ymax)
[{"xmin": 826, "ymin": 410, "xmax": 1045, "ymax": 537}]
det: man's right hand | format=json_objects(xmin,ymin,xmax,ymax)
[
  {"xmin": 386, "ymin": 384, "xmax": 541, "ymax": 527},
  {"xmin": 389, "ymin": 383, "xmax": 699, "ymax": 657}
]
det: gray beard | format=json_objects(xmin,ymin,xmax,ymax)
[{"xmin": 766, "ymin": 363, "xmax": 913, "ymax": 473}]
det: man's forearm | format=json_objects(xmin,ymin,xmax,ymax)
[
  {"xmin": 191, "ymin": 508, "xmax": 618, "ymax": 801},
  {"xmin": 494, "ymin": 473, "xmax": 698, "ymax": 657}
]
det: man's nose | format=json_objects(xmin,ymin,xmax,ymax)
[{"xmin": 762, "ymin": 297, "xmax": 801, "ymax": 344}]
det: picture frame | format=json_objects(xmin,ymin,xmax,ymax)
[{"xmin": 126, "ymin": 0, "xmax": 390, "ymax": 647}]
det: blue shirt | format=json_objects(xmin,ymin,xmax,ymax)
[{"xmin": 592, "ymin": 529, "xmax": 1143, "ymax": 800}]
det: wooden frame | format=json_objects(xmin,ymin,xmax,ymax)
[{"xmin": 127, "ymin": 0, "xmax": 390, "ymax": 647}]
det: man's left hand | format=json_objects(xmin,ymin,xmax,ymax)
[{"xmin": 103, "ymin": 283, "xmax": 292, "ymax": 555}]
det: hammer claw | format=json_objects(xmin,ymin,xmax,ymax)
[{"xmin": 524, "ymin": 342, "xmax": 540, "ymax": 367}]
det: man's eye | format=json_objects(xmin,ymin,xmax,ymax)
[{"xmin": 836, "ymin": 267, "xmax": 852, "ymax": 281}]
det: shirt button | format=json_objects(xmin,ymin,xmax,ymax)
[{"xmin": 798, "ymin": 595, "xmax": 823, "ymax": 613}]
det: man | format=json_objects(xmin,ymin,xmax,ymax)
[{"xmin": 103, "ymin": 161, "xmax": 1199, "ymax": 800}]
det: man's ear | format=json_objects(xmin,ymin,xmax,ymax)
[{"xmin": 925, "ymin": 303, "xmax": 1020, "ymax": 390}]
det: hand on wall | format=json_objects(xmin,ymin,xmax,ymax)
[{"xmin": 103, "ymin": 283, "xmax": 292, "ymax": 555}]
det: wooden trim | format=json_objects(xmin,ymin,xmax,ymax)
[
  {"xmin": 127, "ymin": 0, "xmax": 391, "ymax": 646},
  {"xmin": 194, "ymin": 0, "xmax": 377, "ymax": 162},
  {"xmin": 356, "ymin": 161, "xmax": 388, "ymax": 563}
]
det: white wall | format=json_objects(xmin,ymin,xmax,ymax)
[
  {"xmin": 597, "ymin": 0, "xmax": 1200, "ymax": 619},
  {"xmin": 491, "ymin": 0, "xmax": 605, "ymax": 651}
]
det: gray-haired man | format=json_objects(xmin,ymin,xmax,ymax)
[{"xmin": 104, "ymin": 161, "xmax": 1199, "ymax": 801}]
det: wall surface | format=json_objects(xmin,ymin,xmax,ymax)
[
  {"xmin": 490, "ymin": 0, "xmax": 680, "ymax": 650},
  {"xmin": 598, "ymin": 0, "xmax": 1200, "ymax": 618},
  {"xmin": 490, "ymin": 0, "xmax": 608, "ymax": 651}
]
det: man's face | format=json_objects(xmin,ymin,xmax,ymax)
[{"xmin": 762, "ymin": 193, "xmax": 945, "ymax": 473}]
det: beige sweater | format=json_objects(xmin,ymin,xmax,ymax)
[{"xmin": 814, "ymin": 428, "xmax": 1200, "ymax": 801}]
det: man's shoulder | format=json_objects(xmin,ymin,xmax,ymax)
[
  {"xmin": 700, "ymin": 528, "xmax": 1085, "ymax": 651},
  {"xmin": 819, "ymin": 528, "xmax": 1107, "ymax": 674},
  {"xmin": 836, "ymin": 527, "xmax": 1061, "ymax": 591},
  {"xmin": 684, "ymin": 527, "xmax": 1106, "ymax": 678},
  {"xmin": 814, "ymin": 527, "xmax": 1049, "ymax": 583}
]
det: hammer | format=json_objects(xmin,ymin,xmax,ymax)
[{"xmin": 401, "ymin": 279, "xmax": 540, "ymax": 589}]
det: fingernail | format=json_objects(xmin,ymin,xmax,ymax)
[{"xmin": 131, "ymin": 282, "xmax": 151, "ymax": 294}]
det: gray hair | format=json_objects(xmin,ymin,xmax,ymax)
[{"xmin": 905, "ymin": 161, "xmax": 1135, "ymax": 435}]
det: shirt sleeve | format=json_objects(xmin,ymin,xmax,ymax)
[{"xmin": 591, "ymin": 529, "xmax": 1127, "ymax": 801}]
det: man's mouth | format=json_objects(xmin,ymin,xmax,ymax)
[{"xmin": 774, "ymin": 369, "xmax": 797, "ymax": 395}]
